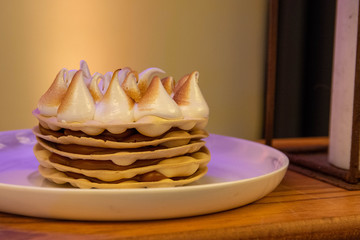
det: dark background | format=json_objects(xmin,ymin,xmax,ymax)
[{"xmin": 273, "ymin": 0, "xmax": 336, "ymax": 138}]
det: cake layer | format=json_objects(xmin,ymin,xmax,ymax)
[
  {"xmin": 48, "ymin": 153, "xmax": 162, "ymax": 171},
  {"xmin": 33, "ymin": 125, "xmax": 208, "ymax": 149},
  {"xmin": 38, "ymin": 165, "xmax": 208, "ymax": 188},
  {"xmin": 35, "ymin": 144, "xmax": 210, "ymax": 181},
  {"xmin": 64, "ymin": 171, "xmax": 169, "ymax": 183},
  {"xmin": 36, "ymin": 138, "xmax": 206, "ymax": 166}
]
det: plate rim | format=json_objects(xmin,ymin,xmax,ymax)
[{"xmin": 0, "ymin": 133, "xmax": 289, "ymax": 194}]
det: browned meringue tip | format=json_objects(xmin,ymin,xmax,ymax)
[
  {"xmin": 63, "ymin": 69, "xmax": 75, "ymax": 86},
  {"xmin": 111, "ymin": 69, "xmax": 122, "ymax": 83},
  {"xmin": 138, "ymin": 68, "xmax": 165, "ymax": 96},
  {"xmin": 134, "ymin": 74, "xmax": 183, "ymax": 122},
  {"xmin": 105, "ymin": 68, "xmax": 136, "ymax": 106},
  {"xmin": 89, "ymin": 73, "xmax": 104, "ymax": 103},
  {"xmin": 117, "ymin": 67, "xmax": 132, "ymax": 84},
  {"xmin": 173, "ymin": 71, "xmax": 199, "ymax": 106},
  {"xmin": 101, "ymin": 71, "xmax": 112, "ymax": 93},
  {"xmin": 122, "ymin": 71, "xmax": 141, "ymax": 102},
  {"xmin": 173, "ymin": 74, "xmax": 190, "ymax": 94},
  {"xmin": 38, "ymin": 68, "xmax": 68, "ymax": 114},
  {"xmin": 161, "ymin": 76, "xmax": 174, "ymax": 95},
  {"xmin": 101, "ymin": 69, "xmax": 134, "ymax": 108},
  {"xmin": 59, "ymin": 70, "xmax": 84, "ymax": 107},
  {"xmin": 106, "ymin": 69, "xmax": 127, "ymax": 95},
  {"xmin": 57, "ymin": 70, "xmax": 95, "ymax": 121},
  {"xmin": 138, "ymin": 76, "xmax": 162, "ymax": 105},
  {"xmin": 80, "ymin": 60, "xmax": 91, "ymax": 80}
]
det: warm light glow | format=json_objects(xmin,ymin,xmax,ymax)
[{"xmin": 0, "ymin": 0, "xmax": 267, "ymax": 140}]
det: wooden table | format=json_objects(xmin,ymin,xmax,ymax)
[{"xmin": 1, "ymin": 170, "xmax": 360, "ymax": 240}]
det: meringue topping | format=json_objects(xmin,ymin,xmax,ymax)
[
  {"xmin": 122, "ymin": 71, "xmax": 141, "ymax": 102},
  {"xmin": 57, "ymin": 70, "xmax": 96, "ymax": 122},
  {"xmin": 173, "ymin": 71, "xmax": 209, "ymax": 118},
  {"xmin": 138, "ymin": 67, "xmax": 165, "ymax": 95},
  {"xmin": 173, "ymin": 74, "xmax": 189, "ymax": 95},
  {"xmin": 80, "ymin": 60, "xmax": 92, "ymax": 82},
  {"xmin": 101, "ymin": 72, "xmax": 112, "ymax": 94},
  {"xmin": 161, "ymin": 76, "xmax": 175, "ymax": 95},
  {"xmin": 64, "ymin": 69, "xmax": 77, "ymax": 87},
  {"xmin": 94, "ymin": 69, "xmax": 134, "ymax": 123},
  {"xmin": 88, "ymin": 73, "xmax": 104, "ymax": 103},
  {"xmin": 37, "ymin": 61, "xmax": 209, "ymax": 127},
  {"xmin": 134, "ymin": 76, "xmax": 182, "ymax": 121},
  {"xmin": 38, "ymin": 68, "xmax": 68, "ymax": 117},
  {"xmin": 117, "ymin": 67, "xmax": 132, "ymax": 85}
]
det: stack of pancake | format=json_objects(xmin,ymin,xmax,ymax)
[{"xmin": 32, "ymin": 61, "xmax": 210, "ymax": 188}]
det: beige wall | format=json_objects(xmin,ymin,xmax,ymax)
[{"xmin": 0, "ymin": 0, "xmax": 267, "ymax": 140}]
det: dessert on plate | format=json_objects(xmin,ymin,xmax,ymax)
[{"xmin": 32, "ymin": 61, "xmax": 210, "ymax": 188}]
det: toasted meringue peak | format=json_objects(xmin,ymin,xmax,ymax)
[
  {"xmin": 64, "ymin": 69, "xmax": 77, "ymax": 86},
  {"xmin": 57, "ymin": 70, "xmax": 95, "ymax": 122},
  {"xmin": 122, "ymin": 71, "xmax": 142, "ymax": 103},
  {"xmin": 173, "ymin": 71, "xmax": 209, "ymax": 118},
  {"xmin": 173, "ymin": 74, "xmax": 189, "ymax": 95},
  {"xmin": 117, "ymin": 67, "xmax": 132, "ymax": 85},
  {"xmin": 94, "ymin": 69, "xmax": 134, "ymax": 123},
  {"xmin": 101, "ymin": 71, "xmax": 112, "ymax": 94},
  {"xmin": 38, "ymin": 68, "xmax": 68, "ymax": 117},
  {"xmin": 80, "ymin": 60, "xmax": 92, "ymax": 81},
  {"xmin": 161, "ymin": 76, "xmax": 175, "ymax": 95},
  {"xmin": 138, "ymin": 67, "xmax": 165, "ymax": 95},
  {"xmin": 134, "ymin": 76, "xmax": 182, "ymax": 121},
  {"xmin": 89, "ymin": 73, "xmax": 104, "ymax": 103}
]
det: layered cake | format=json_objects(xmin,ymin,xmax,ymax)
[{"xmin": 32, "ymin": 61, "xmax": 210, "ymax": 188}]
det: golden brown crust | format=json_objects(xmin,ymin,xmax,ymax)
[
  {"xmin": 173, "ymin": 73, "xmax": 189, "ymax": 94},
  {"xmin": 137, "ymin": 68, "xmax": 165, "ymax": 96},
  {"xmin": 137, "ymin": 76, "xmax": 161, "ymax": 109},
  {"xmin": 173, "ymin": 71, "xmax": 200, "ymax": 106},
  {"xmin": 88, "ymin": 73, "xmax": 104, "ymax": 103},
  {"xmin": 57, "ymin": 70, "xmax": 95, "ymax": 116},
  {"xmin": 101, "ymin": 69, "xmax": 135, "ymax": 108},
  {"xmin": 122, "ymin": 71, "xmax": 142, "ymax": 102},
  {"xmin": 38, "ymin": 69, "xmax": 68, "ymax": 108},
  {"xmin": 161, "ymin": 76, "xmax": 174, "ymax": 95}
]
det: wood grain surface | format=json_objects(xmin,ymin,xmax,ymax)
[{"xmin": 1, "ymin": 170, "xmax": 360, "ymax": 240}]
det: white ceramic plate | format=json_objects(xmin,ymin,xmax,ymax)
[{"xmin": 0, "ymin": 129, "xmax": 288, "ymax": 221}]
